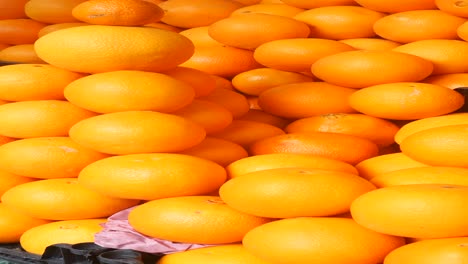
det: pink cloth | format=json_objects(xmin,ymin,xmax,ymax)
[{"xmin": 94, "ymin": 206, "xmax": 213, "ymax": 254}]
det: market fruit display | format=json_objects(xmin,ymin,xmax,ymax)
[{"xmin": 1, "ymin": 0, "xmax": 468, "ymax": 263}]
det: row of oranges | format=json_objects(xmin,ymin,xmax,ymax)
[{"xmin": 2, "ymin": 0, "xmax": 468, "ymax": 264}]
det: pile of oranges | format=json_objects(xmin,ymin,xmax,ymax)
[{"xmin": 2, "ymin": 0, "xmax": 468, "ymax": 263}]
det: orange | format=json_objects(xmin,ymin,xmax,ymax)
[
  {"xmin": 158, "ymin": 0, "xmax": 243, "ymax": 28},
  {"xmin": 373, "ymin": 10, "xmax": 466, "ymax": 44},
  {"xmin": 20, "ymin": 219, "xmax": 106, "ymax": 255},
  {"xmin": 293, "ymin": 6, "xmax": 385, "ymax": 40},
  {"xmin": 0, "ymin": 44, "xmax": 45, "ymax": 64},
  {"xmin": 457, "ymin": 20, "xmax": 468, "ymax": 40},
  {"xmin": 180, "ymin": 45, "xmax": 262, "ymax": 78},
  {"xmin": 232, "ymin": 68, "xmax": 314, "ymax": 95},
  {"xmin": 351, "ymin": 184, "xmax": 468, "ymax": 238},
  {"xmin": 208, "ymin": 13, "xmax": 310, "ymax": 50},
  {"xmin": 144, "ymin": 22, "xmax": 183, "ymax": 33},
  {"xmin": 238, "ymin": 109, "xmax": 291, "ymax": 129},
  {"xmin": 78, "ymin": 153, "xmax": 226, "ymax": 200},
  {"xmin": 384, "ymin": 237, "xmax": 468, "ymax": 264},
  {"xmin": 311, "ymin": 50, "xmax": 434, "ymax": 89},
  {"xmin": 254, "ymin": 38, "xmax": 355, "ymax": 73},
  {"xmin": 179, "ymin": 137, "xmax": 248, "ymax": 167},
  {"xmin": 0, "ymin": 44, "xmax": 9, "ymax": 51},
  {"xmin": 260, "ymin": 0, "xmax": 285, "ymax": 2},
  {"xmin": 436, "ymin": 0, "xmax": 468, "ymax": 18},
  {"xmin": 0, "ymin": 0, "xmax": 29, "ymax": 19},
  {"xmin": 400, "ymin": 124, "xmax": 468, "ymax": 167},
  {"xmin": 393, "ymin": 39, "xmax": 468, "ymax": 75},
  {"xmin": 286, "ymin": 113, "xmax": 400, "ymax": 147},
  {"xmin": 162, "ymin": 66, "xmax": 217, "ymax": 97},
  {"xmin": 69, "ymin": 111, "xmax": 206, "ymax": 155},
  {"xmin": 0, "ymin": 171, "xmax": 35, "ymax": 198},
  {"xmin": 178, "ymin": 26, "xmax": 223, "ymax": 48},
  {"xmin": 395, "ymin": 113, "xmax": 468, "ymax": 144},
  {"xmin": 257, "ymin": 82, "xmax": 357, "ymax": 119},
  {"xmin": 339, "ymin": 38, "xmax": 401, "ymax": 51},
  {"xmin": 34, "ymin": 25, "xmax": 194, "ymax": 74},
  {"xmin": 243, "ymin": 217, "xmax": 405, "ymax": 264},
  {"xmin": 353, "ymin": 0, "xmax": 437, "ymax": 13},
  {"xmin": 355, "ymin": 152, "xmax": 429, "ymax": 180},
  {"xmin": 232, "ymin": 68, "xmax": 313, "ymax": 96},
  {"xmin": 250, "ymin": 132, "xmax": 379, "ymax": 165},
  {"xmin": 212, "ymin": 75, "xmax": 235, "ymax": 90},
  {"xmin": 0, "ymin": 19, "xmax": 47, "ymax": 45},
  {"xmin": 0, "ymin": 100, "xmax": 96, "ymax": 139},
  {"xmin": 25, "ymin": 0, "xmax": 87, "ymax": 24},
  {"xmin": 424, "ymin": 73, "xmax": 468, "ymax": 89},
  {"xmin": 349, "ymin": 82, "xmax": 464, "ymax": 120},
  {"xmin": 0, "ymin": 137, "xmax": 109, "ymax": 179},
  {"xmin": 64, "ymin": 70, "xmax": 194, "ymax": 113},
  {"xmin": 174, "ymin": 99, "xmax": 233, "ymax": 134},
  {"xmin": 233, "ymin": 0, "xmax": 262, "ymax": 4},
  {"xmin": 219, "ymin": 168, "xmax": 375, "ymax": 218},
  {"xmin": 226, "ymin": 153, "xmax": 359, "ymax": 179},
  {"xmin": 280, "ymin": 0, "xmax": 357, "ymax": 8},
  {"xmin": 1, "ymin": 178, "xmax": 139, "ymax": 220},
  {"xmin": 210, "ymin": 120, "xmax": 286, "ymax": 149},
  {"xmin": 37, "ymin": 22, "xmax": 90, "ymax": 38},
  {"xmin": 157, "ymin": 244, "xmax": 271, "ymax": 264},
  {"xmin": 72, "ymin": 0, "xmax": 164, "ymax": 26},
  {"xmin": 0, "ymin": 64, "xmax": 85, "ymax": 101},
  {"xmin": 128, "ymin": 196, "xmax": 271, "ymax": 244},
  {"xmin": 371, "ymin": 166, "xmax": 468, "ymax": 188},
  {"xmin": 231, "ymin": 3, "xmax": 305, "ymax": 17},
  {"xmin": 0, "ymin": 203, "xmax": 50, "ymax": 243},
  {"xmin": 200, "ymin": 87, "xmax": 250, "ymax": 118}
]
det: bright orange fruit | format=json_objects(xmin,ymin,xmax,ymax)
[
  {"xmin": 348, "ymin": 82, "xmax": 464, "ymax": 120},
  {"xmin": 351, "ymin": 184, "xmax": 468, "ymax": 238},
  {"xmin": 311, "ymin": 50, "xmax": 434, "ymax": 88},
  {"xmin": 72, "ymin": 0, "xmax": 164, "ymax": 26},
  {"xmin": 250, "ymin": 132, "xmax": 379, "ymax": 165},
  {"xmin": 128, "ymin": 196, "xmax": 272, "ymax": 244},
  {"xmin": 219, "ymin": 168, "xmax": 375, "ymax": 218},
  {"xmin": 69, "ymin": 111, "xmax": 206, "ymax": 155},
  {"xmin": 1, "ymin": 178, "xmax": 139, "ymax": 220},
  {"xmin": 78, "ymin": 153, "xmax": 227, "ymax": 200},
  {"xmin": 243, "ymin": 217, "xmax": 405, "ymax": 264},
  {"xmin": 0, "ymin": 137, "xmax": 109, "ymax": 179},
  {"xmin": 0, "ymin": 63, "xmax": 85, "ymax": 101},
  {"xmin": 64, "ymin": 70, "xmax": 195, "ymax": 113},
  {"xmin": 257, "ymin": 82, "xmax": 357, "ymax": 119}
]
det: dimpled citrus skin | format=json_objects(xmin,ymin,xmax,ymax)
[
  {"xmin": 1, "ymin": 178, "xmax": 139, "ymax": 220},
  {"xmin": 156, "ymin": 244, "xmax": 271, "ymax": 264},
  {"xmin": 219, "ymin": 167, "xmax": 376, "ymax": 218},
  {"xmin": 20, "ymin": 219, "xmax": 106, "ymax": 255},
  {"xmin": 78, "ymin": 153, "xmax": 227, "ymax": 200},
  {"xmin": 0, "ymin": 203, "xmax": 50, "ymax": 243},
  {"xmin": 384, "ymin": 237, "xmax": 468, "ymax": 264},
  {"xmin": 0, "ymin": 137, "xmax": 109, "ymax": 179},
  {"xmin": 34, "ymin": 25, "xmax": 195, "ymax": 73},
  {"xmin": 128, "ymin": 196, "xmax": 272, "ymax": 244},
  {"xmin": 68, "ymin": 111, "xmax": 206, "ymax": 155},
  {"xmin": 63, "ymin": 70, "xmax": 195, "ymax": 113},
  {"xmin": 242, "ymin": 217, "xmax": 405, "ymax": 264},
  {"xmin": 350, "ymin": 184, "xmax": 468, "ymax": 239},
  {"xmin": 0, "ymin": 63, "xmax": 85, "ymax": 101}
]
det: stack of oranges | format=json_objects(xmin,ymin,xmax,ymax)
[{"xmin": 1, "ymin": 0, "xmax": 468, "ymax": 263}]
